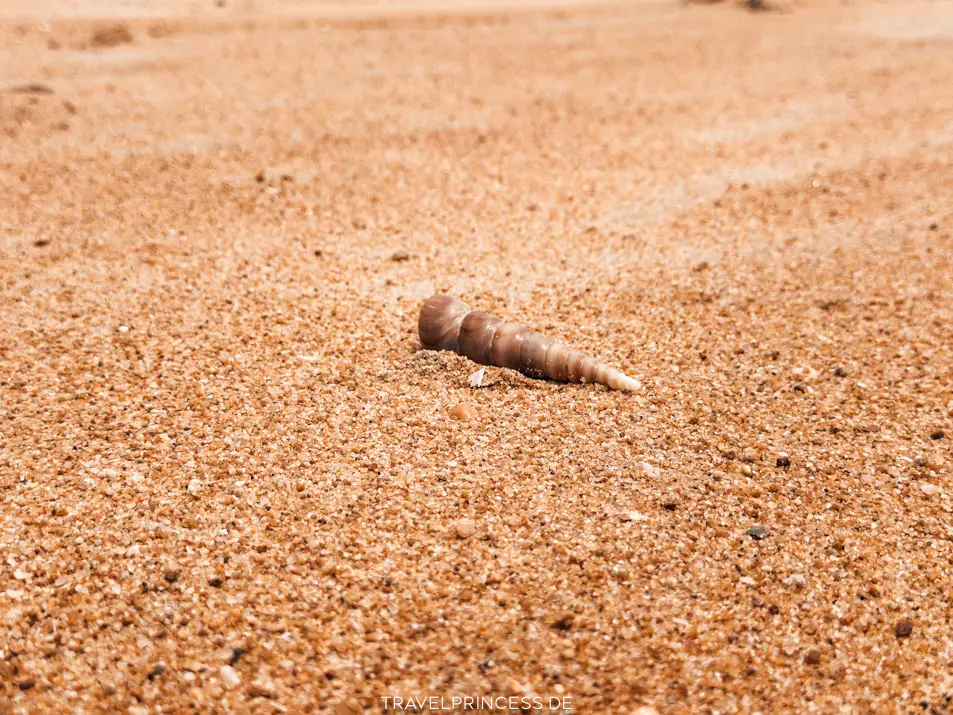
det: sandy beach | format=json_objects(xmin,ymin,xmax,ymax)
[{"xmin": 2, "ymin": 0, "xmax": 953, "ymax": 711}]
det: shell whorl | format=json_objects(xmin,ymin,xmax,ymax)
[
  {"xmin": 417, "ymin": 294, "xmax": 640, "ymax": 392},
  {"xmin": 418, "ymin": 295, "xmax": 471, "ymax": 352}
]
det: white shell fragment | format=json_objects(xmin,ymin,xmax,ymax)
[{"xmin": 468, "ymin": 367, "xmax": 486, "ymax": 388}]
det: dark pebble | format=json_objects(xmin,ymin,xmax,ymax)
[
  {"xmin": 834, "ymin": 366, "xmax": 848, "ymax": 377},
  {"xmin": 804, "ymin": 648, "xmax": 821, "ymax": 665},
  {"xmin": 895, "ymin": 619, "xmax": 913, "ymax": 639},
  {"xmin": 746, "ymin": 525, "xmax": 768, "ymax": 540},
  {"xmin": 931, "ymin": 431, "xmax": 945, "ymax": 440},
  {"xmin": 18, "ymin": 681, "xmax": 35, "ymax": 691},
  {"xmin": 551, "ymin": 612, "xmax": 575, "ymax": 632},
  {"xmin": 776, "ymin": 455, "xmax": 791, "ymax": 468}
]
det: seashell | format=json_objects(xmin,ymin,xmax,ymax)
[{"xmin": 417, "ymin": 295, "xmax": 640, "ymax": 392}]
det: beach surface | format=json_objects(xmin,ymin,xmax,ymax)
[{"xmin": 2, "ymin": 0, "xmax": 953, "ymax": 711}]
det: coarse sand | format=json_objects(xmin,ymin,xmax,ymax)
[{"xmin": 2, "ymin": 0, "xmax": 953, "ymax": 712}]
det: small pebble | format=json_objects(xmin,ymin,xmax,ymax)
[
  {"xmin": 334, "ymin": 701, "xmax": 362, "ymax": 715},
  {"xmin": 784, "ymin": 573, "xmax": 806, "ymax": 589},
  {"xmin": 248, "ymin": 678, "xmax": 276, "ymax": 699},
  {"xmin": 895, "ymin": 619, "xmax": 913, "ymax": 639},
  {"xmin": 453, "ymin": 518, "xmax": 476, "ymax": 539},
  {"xmin": 804, "ymin": 648, "xmax": 821, "ymax": 665},
  {"xmin": 660, "ymin": 493, "xmax": 679, "ymax": 511},
  {"xmin": 920, "ymin": 483, "xmax": 941, "ymax": 496},
  {"xmin": 746, "ymin": 525, "xmax": 768, "ymax": 540},
  {"xmin": 776, "ymin": 453, "xmax": 791, "ymax": 467},
  {"xmin": 550, "ymin": 612, "xmax": 574, "ymax": 631},
  {"xmin": 742, "ymin": 448, "xmax": 759, "ymax": 462},
  {"xmin": 219, "ymin": 665, "xmax": 240, "ymax": 690},
  {"xmin": 931, "ymin": 430, "xmax": 945, "ymax": 440},
  {"xmin": 390, "ymin": 250, "xmax": 411, "ymax": 262},
  {"xmin": 163, "ymin": 566, "xmax": 181, "ymax": 583},
  {"xmin": 450, "ymin": 404, "xmax": 476, "ymax": 421},
  {"xmin": 834, "ymin": 366, "xmax": 849, "ymax": 377}
]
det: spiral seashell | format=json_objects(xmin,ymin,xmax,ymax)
[{"xmin": 417, "ymin": 295, "xmax": 640, "ymax": 392}]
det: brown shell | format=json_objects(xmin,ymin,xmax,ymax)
[
  {"xmin": 418, "ymin": 295, "xmax": 471, "ymax": 352},
  {"xmin": 417, "ymin": 294, "xmax": 639, "ymax": 392}
]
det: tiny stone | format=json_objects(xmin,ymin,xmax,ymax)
[
  {"xmin": 450, "ymin": 404, "xmax": 475, "ymax": 421},
  {"xmin": 163, "ymin": 566, "xmax": 181, "ymax": 583},
  {"xmin": 453, "ymin": 518, "xmax": 476, "ymax": 539},
  {"xmin": 390, "ymin": 250, "xmax": 411, "ymax": 262},
  {"xmin": 742, "ymin": 448, "xmax": 759, "ymax": 462},
  {"xmin": 784, "ymin": 573, "xmax": 806, "ymax": 589},
  {"xmin": 219, "ymin": 665, "xmax": 240, "ymax": 689},
  {"xmin": 804, "ymin": 648, "xmax": 821, "ymax": 665},
  {"xmin": 776, "ymin": 453, "xmax": 791, "ymax": 468},
  {"xmin": 834, "ymin": 366, "xmax": 848, "ymax": 377},
  {"xmin": 746, "ymin": 525, "xmax": 768, "ymax": 540},
  {"xmin": 895, "ymin": 619, "xmax": 913, "ymax": 639},
  {"xmin": 739, "ymin": 576, "xmax": 757, "ymax": 586},
  {"xmin": 920, "ymin": 483, "xmax": 941, "ymax": 496},
  {"xmin": 503, "ymin": 515, "xmax": 522, "ymax": 527},
  {"xmin": 550, "ymin": 612, "xmax": 574, "ymax": 631},
  {"xmin": 334, "ymin": 700, "xmax": 362, "ymax": 715},
  {"xmin": 930, "ymin": 430, "xmax": 945, "ymax": 440},
  {"xmin": 929, "ymin": 222, "xmax": 939, "ymax": 231},
  {"xmin": 187, "ymin": 479, "xmax": 201, "ymax": 494},
  {"xmin": 660, "ymin": 493, "xmax": 679, "ymax": 511},
  {"xmin": 248, "ymin": 678, "xmax": 276, "ymax": 698},
  {"xmin": 209, "ymin": 575, "xmax": 224, "ymax": 588},
  {"xmin": 623, "ymin": 510, "xmax": 648, "ymax": 522}
]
